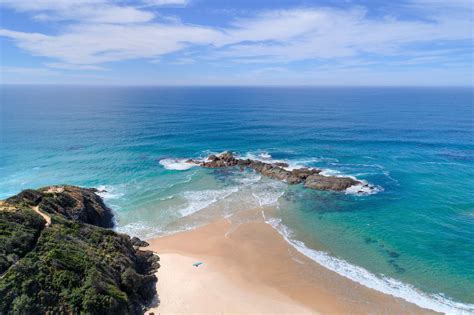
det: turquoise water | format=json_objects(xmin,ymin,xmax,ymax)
[{"xmin": 1, "ymin": 86, "xmax": 473, "ymax": 312}]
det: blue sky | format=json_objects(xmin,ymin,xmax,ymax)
[{"xmin": 0, "ymin": 0, "xmax": 472, "ymax": 86}]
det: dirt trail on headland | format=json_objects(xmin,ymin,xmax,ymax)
[{"xmin": 31, "ymin": 205, "xmax": 51, "ymax": 227}]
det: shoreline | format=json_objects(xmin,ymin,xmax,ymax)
[{"xmin": 146, "ymin": 209, "xmax": 436, "ymax": 314}]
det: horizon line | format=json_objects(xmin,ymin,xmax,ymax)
[{"xmin": 1, "ymin": 83, "xmax": 472, "ymax": 88}]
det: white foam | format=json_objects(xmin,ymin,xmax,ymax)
[
  {"xmin": 239, "ymin": 151, "xmax": 383, "ymax": 196},
  {"xmin": 165, "ymin": 172, "xmax": 195, "ymax": 189},
  {"xmin": 159, "ymin": 195, "xmax": 174, "ymax": 201},
  {"xmin": 115, "ymin": 221, "xmax": 156, "ymax": 238},
  {"xmin": 319, "ymin": 168, "xmax": 343, "ymax": 177},
  {"xmin": 318, "ymin": 168, "xmax": 382, "ymax": 196},
  {"xmin": 236, "ymin": 173, "xmax": 261, "ymax": 185},
  {"xmin": 239, "ymin": 151, "xmax": 339, "ymax": 173},
  {"xmin": 116, "ymin": 220, "xmax": 203, "ymax": 239},
  {"xmin": 237, "ymin": 151, "xmax": 310, "ymax": 171},
  {"xmin": 251, "ymin": 182, "xmax": 285, "ymax": 207},
  {"xmin": 345, "ymin": 180, "xmax": 383, "ymax": 196},
  {"xmin": 177, "ymin": 187, "xmax": 239, "ymax": 217},
  {"xmin": 96, "ymin": 185, "xmax": 124, "ymax": 200},
  {"xmin": 265, "ymin": 218, "xmax": 474, "ymax": 315},
  {"xmin": 159, "ymin": 158, "xmax": 196, "ymax": 171},
  {"xmin": 258, "ymin": 152, "xmax": 272, "ymax": 159}
]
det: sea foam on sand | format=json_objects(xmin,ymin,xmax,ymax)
[{"xmin": 265, "ymin": 217, "xmax": 474, "ymax": 315}]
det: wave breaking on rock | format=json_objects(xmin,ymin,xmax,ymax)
[{"xmin": 185, "ymin": 152, "xmax": 378, "ymax": 194}]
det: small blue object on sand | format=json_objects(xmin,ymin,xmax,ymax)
[{"xmin": 192, "ymin": 262, "xmax": 203, "ymax": 267}]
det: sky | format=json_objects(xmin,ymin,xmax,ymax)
[{"xmin": 0, "ymin": 0, "xmax": 473, "ymax": 86}]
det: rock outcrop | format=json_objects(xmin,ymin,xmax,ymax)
[
  {"xmin": 0, "ymin": 186, "xmax": 159, "ymax": 315},
  {"xmin": 7, "ymin": 185, "xmax": 114, "ymax": 228},
  {"xmin": 304, "ymin": 174, "xmax": 358, "ymax": 191},
  {"xmin": 189, "ymin": 152, "xmax": 370, "ymax": 192}
]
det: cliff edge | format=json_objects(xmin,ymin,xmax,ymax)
[{"xmin": 0, "ymin": 185, "xmax": 159, "ymax": 315}]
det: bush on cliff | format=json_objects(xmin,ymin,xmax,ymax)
[{"xmin": 0, "ymin": 186, "xmax": 159, "ymax": 315}]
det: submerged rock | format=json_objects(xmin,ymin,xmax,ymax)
[{"xmin": 0, "ymin": 186, "xmax": 159, "ymax": 315}]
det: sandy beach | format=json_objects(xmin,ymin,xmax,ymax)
[{"xmin": 146, "ymin": 209, "xmax": 436, "ymax": 314}]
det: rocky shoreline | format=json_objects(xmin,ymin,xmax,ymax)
[
  {"xmin": 187, "ymin": 152, "xmax": 375, "ymax": 193},
  {"xmin": 0, "ymin": 186, "xmax": 159, "ymax": 315}
]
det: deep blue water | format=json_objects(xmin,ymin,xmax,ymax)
[{"xmin": 1, "ymin": 86, "xmax": 473, "ymax": 312}]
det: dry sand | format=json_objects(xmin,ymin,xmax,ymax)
[{"xmin": 146, "ymin": 209, "xmax": 436, "ymax": 314}]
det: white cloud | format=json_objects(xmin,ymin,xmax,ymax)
[
  {"xmin": 0, "ymin": 1, "xmax": 472, "ymax": 74},
  {"xmin": 0, "ymin": 0, "xmax": 105, "ymax": 11},
  {"xmin": 215, "ymin": 6, "xmax": 472, "ymax": 62},
  {"xmin": 0, "ymin": 23, "xmax": 221, "ymax": 65},
  {"xmin": 172, "ymin": 57, "xmax": 195, "ymax": 65},
  {"xmin": 143, "ymin": 0, "xmax": 190, "ymax": 7},
  {"xmin": 0, "ymin": 66, "xmax": 59, "ymax": 75},
  {"xmin": 0, "ymin": 0, "xmax": 155, "ymax": 23},
  {"xmin": 46, "ymin": 62, "xmax": 107, "ymax": 70}
]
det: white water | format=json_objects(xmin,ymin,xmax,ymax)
[
  {"xmin": 237, "ymin": 150, "xmax": 382, "ymax": 196},
  {"xmin": 96, "ymin": 184, "xmax": 125, "ymax": 201},
  {"xmin": 177, "ymin": 187, "xmax": 240, "ymax": 217},
  {"xmin": 345, "ymin": 180, "xmax": 383, "ymax": 196},
  {"xmin": 105, "ymin": 164, "xmax": 473, "ymax": 314},
  {"xmin": 265, "ymin": 217, "xmax": 474, "ymax": 315},
  {"xmin": 159, "ymin": 158, "xmax": 197, "ymax": 171},
  {"xmin": 159, "ymin": 150, "xmax": 382, "ymax": 196}
]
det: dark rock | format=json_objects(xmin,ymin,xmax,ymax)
[
  {"xmin": 192, "ymin": 152, "xmax": 363, "ymax": 192},
  {"xmin": 255, "ymin": 164, "xmax": 302, "ymax": 184},
  {"xmin": 131, "ymin": 236, "xmax": 150, "ymax": 248},
  {"xmin": 304, "ymin": 174, "xmax": 359, "ymax": 191},
  {"xmin": 42, "ymin": 186, "xmax": 114, "ymax": 228},
  {"xmin": 0, "ymin": 186, "xmax": 160, "ymax": 315},
  {"xmin": 201, "ymin": 152, "xmax": 239, "ymax": 168},
  {"xmin": 388, "ymin": 250, "xmax": 400, "ymax": 258},
  {"xmin": 237, "ymin": 159, "xmax": 252, "ymax": 166},
  {"xmin": 6, "ymin": 186, "xmax": 114, "ymax": 227},
  {"xmin": 185, "ymin": 159, "xmax": 199, "ymax": 164},
  {"xmin": 291, "ymin": 168, "xmax": 321, "ymax": 180}
]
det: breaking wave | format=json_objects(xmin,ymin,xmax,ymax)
[
  {"xmin": 177, "ymin": 187, "xmax": 240, "ymax": 217},
  {"xmin": 159, "ymin": 158, "xmax": 196, "ymax": 171},
  {"xmin": 265, "ymin": 217, "xmax": 474, "ymax": 315}
]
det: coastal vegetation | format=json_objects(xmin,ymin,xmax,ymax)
[{"xmin": 0, "ymin": 186, "xmax": 159, "ymax": 314}]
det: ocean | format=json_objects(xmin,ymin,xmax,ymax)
[{"xmin": 1, "ymin": 86, "xmax": 473, "ymax": 313}]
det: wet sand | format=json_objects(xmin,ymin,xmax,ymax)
[{"xmin": 147, "ymin": 209, "xmax": 436, "ymax": 314}]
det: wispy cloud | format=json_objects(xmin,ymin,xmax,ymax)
[
  {"xmin": 0, "ymin": 0, "xmax": 155, "ymax": 23},
  {"xmin": 46, "ymin": 62, "xmax": 108, "ymax": 71},
  {"xmin": 142, "ymin": 0, "xmax": 190, "ymax": 7},
  {"xmin": 216, "ymin": 6, "xmax": 472, "ymax": 61},
  {"xmin": 172, "ymin": 57, "xmax": 196, "ymax": 65},
  {"xmin": 0, "ymin": 0, "xmax": 472, "ymax": 85},
  {"xmin": 0, "ymin": 24, "xmax": 221, "ymax": 65},
  {"xmin": 0, "ymin": 66, "xmax": 60, "ymax": 76}
]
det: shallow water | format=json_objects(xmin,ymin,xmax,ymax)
[{"xmin": 1, "ymin": 86, "xmax": 473, "ymax": 311}]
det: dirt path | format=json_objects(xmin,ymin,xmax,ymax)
[
  {"xmin": 32, "ymin": 205, "xmax": 51, "ymax": 227},
  {"xmin": 0, "ymin": 203, "xmax": 52, "ymax": 279}
]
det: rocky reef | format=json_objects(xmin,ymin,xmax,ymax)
[
  {"xmin": 188, "ymin": 152, "xmax": 372, "ymax": 193},
  {"xmin": 0, "ymin": 185, "xmax": 159, "ymax": 315}
]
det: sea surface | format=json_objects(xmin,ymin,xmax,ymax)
[{"xmin": 1, "ymin": 86, "xmax": 473, "ymax": 313}]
